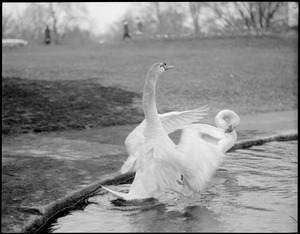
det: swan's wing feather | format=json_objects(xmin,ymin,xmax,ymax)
[
  {"xmin": 160, "ymin": 105, "xmax": 210, "ymax": 134},
  {"xmin": 176, "ymin": 126, "xmax": 226, "ymax": 193},
  {"xmin": 122, "ymin": 128, "xmax": 145, "ymax": 173},
  {"xmin": 123, "ymin": 106, "xmax": 209, "ymax": 174},
  {"xmin": 129, "ymin": 146, "xmax": 182, "ymax": 197},
  {"xmin": 105, "ymin": 143, "xmax": 180, "ymax": 200},
  {"xmin": 124, "ymin": 120, "xmax": 146, "ymax": 155},
  {"xmin": 120, "ymin": 151, "xmax": 139, "ymax": 174},
  {"xmin": 125, "ymin": 105, "xmax": 209, "ymax": 154}
]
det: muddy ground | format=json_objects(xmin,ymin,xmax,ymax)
[{"xmin": 2, "ymin": 77, "xmax": 144, "ymax": 135}]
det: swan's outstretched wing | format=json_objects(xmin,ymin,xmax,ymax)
[
  {"xmin": 159, "ymin": 105, "xmax": 210, "ymax": 134},
  {"xmin": 175, "ymin": 125, "xmax": 226, "ymax": 193},
  {"xmin": 125, "ymin": 105, "xmax": 209, "ymax": 154},
  {"xmin": 122, "ymin": 105, "xmax": 209, "ymax": 174},
  {"xmin": 124, "ymin": 120, "xmax": 146, "ymax": 155},
  {"xmin": 120, "ymin": 151, "xmax": 139, "ymax": 174}
]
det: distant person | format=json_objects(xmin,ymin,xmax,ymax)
[
  {"xmin": 122, "ymin": 20, "xmax": 131, "ymax": 40},
  {"xmin": 45, "ymin": 25, "xmax": 51, "ymax": 45},
  {"xmin": 136, "ymin": 17, "xmax": 143, "ymax": 35}
]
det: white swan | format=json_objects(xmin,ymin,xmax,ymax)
[{"xmin": 101, "ymin": 62, "xmax": 240, "ymax": 200}]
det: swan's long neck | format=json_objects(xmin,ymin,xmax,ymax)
[{"xmin": 142, "ymin": 70, "xmax": 163, "ymax": 129}]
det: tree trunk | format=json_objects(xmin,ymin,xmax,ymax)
[
  {"xmin": 48, "ymin": 3, "xmax": 60, "ymax": 44},
  {"xmin": 52, "ymin": 18, "xmax": 59, "ymax": 44},
  {"xmin": 189, "ymin": 2, "xmax": 201, "ymax": 37},
  {"xmin": 193, "ymin": 18, "xmax": 200, "ymax": 37},
  {"xmin": 258, "ymin": 2, "xmax": 264, "ymax": 28}
]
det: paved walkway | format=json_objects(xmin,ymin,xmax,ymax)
[{"xmin": 1, "ymin": 110, "xmax": 298, "ymax": 233}]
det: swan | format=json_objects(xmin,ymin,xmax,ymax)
[
  {"xmin": 101, "ymin": 62, "xmax": 240, "ymax": 200},
  {"xmin": 102, "ymin": 62, "xmax": 181, "ymax": 200}
]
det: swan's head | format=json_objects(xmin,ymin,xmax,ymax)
[
  {"xmin": 150, "ymin": 62, "xmax": 174, "ymax": 76},
  {"xmin": 215, "ymin": 110, "xmax": 240, "ymax": 133}
]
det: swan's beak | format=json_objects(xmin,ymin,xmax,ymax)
[
  {"xmin": 164, "ymin": 65, "xmax": 174, "ymax": 70},
  {"xmin": 225, "ymin": 124, "xmax": 234, "ymax": 133}
]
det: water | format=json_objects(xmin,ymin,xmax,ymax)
[{"xmin": 48, "ymin": 140, "xmax": 298, "ymax": 232}]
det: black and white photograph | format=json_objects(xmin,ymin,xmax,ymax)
[{"xmin": 2, "ymin": 2, "xmax": 298, "ymax": 233}]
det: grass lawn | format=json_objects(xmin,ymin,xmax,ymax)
[{"xmin": 2, "ymin": 35, "xmax": 298, "ymax": 134}]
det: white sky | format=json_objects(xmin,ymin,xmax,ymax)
[
  {"xmin": 85, "ymin": 2, "xmax": 133, "ymax": 34},
  {"xmin": 2, "ymin": 2, "xmax": 134, "ymax": 34}
]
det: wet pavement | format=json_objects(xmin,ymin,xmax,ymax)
[{"xmin": 1, "ymin": 110, "xmax": 298, "ymax": 233}]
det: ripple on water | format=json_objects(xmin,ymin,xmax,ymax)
[{"xmin": 49, "ymin": 140, "xmax": 298, "ymax": 233}]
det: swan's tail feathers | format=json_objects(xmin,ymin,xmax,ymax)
[
  {"xmin": 120, "ymin": 152, "xmax": 138, "ymax": 174},
  {"xmin": 101, "ymin": 185, "xmax": 131, "ymax": 200}
]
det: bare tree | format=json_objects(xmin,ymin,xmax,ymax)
[
  {"xmin": 234, "ymin": 2, "xmax": 283, "ymax": 31},
  {"xmin": 2, "ymin": 4, "xmax": 48, "ymax": 40},
  {"xmin": 208, "ymin": 2, "xmax": 242, "ymax": 34},
  {"xmin": 3, "ymin": 3, "xmax": 91, "ymax": 44},
  {"xmin": 234, "ymin": 2, "xmax": 257, "ymax": 30},
  {"xmin": 257, "ymin": 2, "xmax": 282, "ymax": 28},
  {"xmin": 2, "ymin": 12, "xmax": 12, "ymax": 36},
  {"xmin": 22, "ymin": 3, "xmax": 49, "ymax": 40},
  {"xmin": 47, "ymin": 3, "xmax": 88, "ymax": 44},
  {"xmin": 154, "ymin": 2, "xmax": 190, "ymax": 37},
  {"xmin": 139, "ymin": 2, "xmax": 164, "ymax": 35},
  {"xmin": 160, "ymin": 7, "xmax": 190, "ymax": 37},
  {"xmin": 189, "ymin": 2, "xmax": 201, "ymax": 37},
  {"xmin": 106, "ymin": 2, "xmax": 190, "ymax": 39}
]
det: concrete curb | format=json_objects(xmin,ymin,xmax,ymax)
[
  {"xmin": 22, "ymin": 132, "xmax": 297, "ymax": 233},
  {"xmin": 229, "ymin": 132, "xmax": 298, "ymax": 151},
  {"xmin": 23, "ymin": 172, "xmax": 135, "ymax": 233}
]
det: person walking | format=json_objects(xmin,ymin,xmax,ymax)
[
  {"xmin": 136, "ymin": 17, "xmax": 143, "ymax": 35},
  {"xmin": 122, "ymin": 20, "xmax": 131, "ymax": 40},
  {"xmin": 44, "ymin": 25, "xmax": 51, "ymax": 45}
]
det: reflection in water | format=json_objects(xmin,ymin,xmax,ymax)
[{"xmin": 49, "ymin": 141, "xmax": 298, "ymax": 232}]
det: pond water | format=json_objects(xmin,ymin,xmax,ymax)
[{"xmin": 48, "ymin": 140, "xmax": 298, "ymax": 232}]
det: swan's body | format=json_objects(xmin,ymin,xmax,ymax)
[
  {"xmin": 122, "ymin": 105, "xmax": 210, "ymax": 173},
  {"xmin": 102, "ymin": 63, "xmax": 240, "ymax": 200}
]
